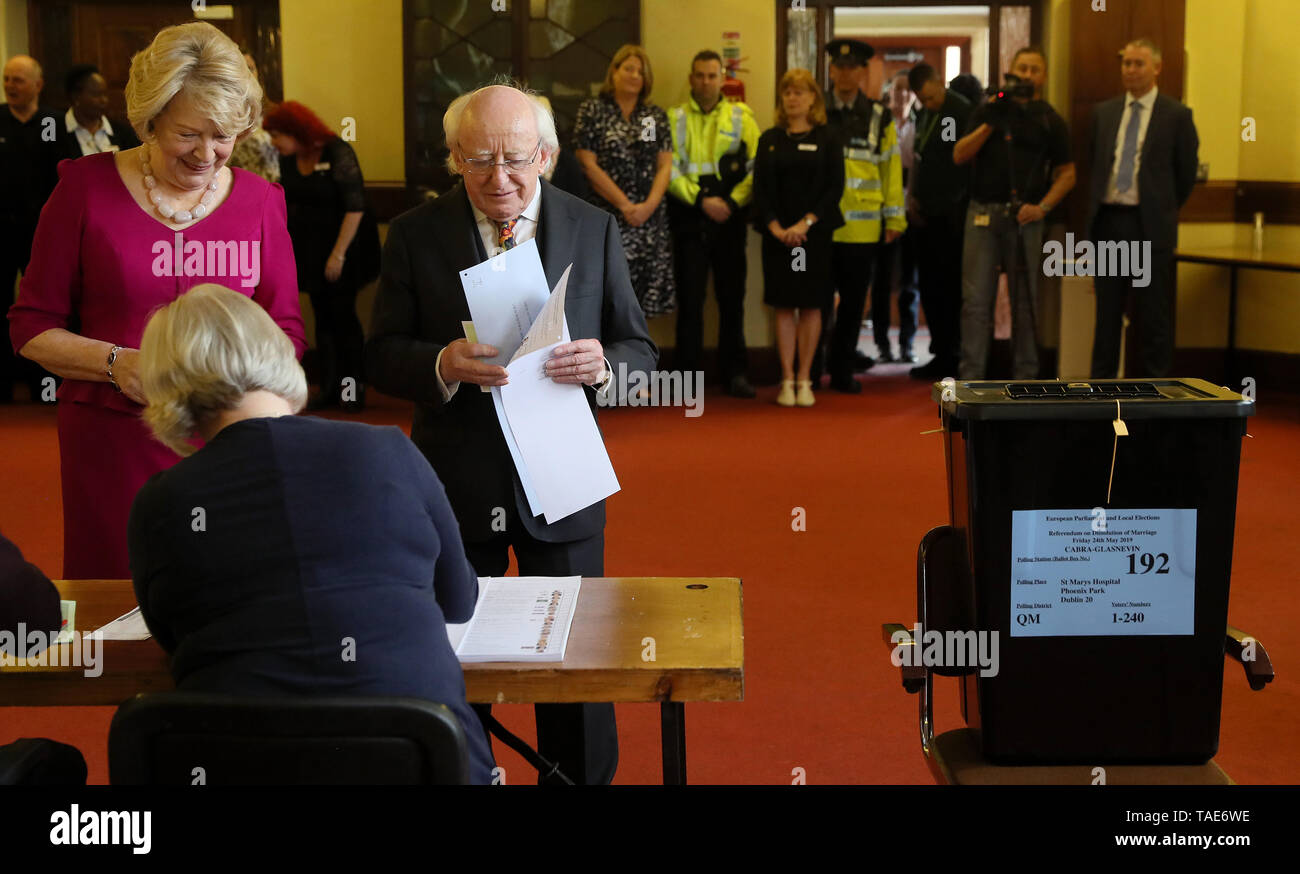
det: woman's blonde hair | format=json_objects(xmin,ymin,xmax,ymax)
[
  {"xmin": 139, "ymin": 284, "xmax": 306, "ymax": 456},
  {"xmin": 600, "ymin": 44, "xmax": 654, "ymax": 100},
  {"xmin": 125, "ymin": 22, "xmax": 263, "ymax": 141},
  {"xmin": 775, "ymin": 68, "xmax": 827, "ymax": 128}
]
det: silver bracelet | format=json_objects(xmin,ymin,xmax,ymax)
[{"xmin": 106, "ymin": 344, "xmax": 124, "ymax": 392}]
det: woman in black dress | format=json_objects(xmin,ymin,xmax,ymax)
[
  {"xmin": 753, "ymin": 69, "xmax": 844, "ymax": 407},
  {"xmin": 264, "ymin": 101, "xmax": 368, "ymax": 411},
  {"xmin": 572, "ymin": 44, "xmax": 675, "ymax": 319}
]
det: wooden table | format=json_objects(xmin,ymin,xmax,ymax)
[
  {"xmin": 1174, "ymin": 243, "xmax": 1300, "ymax": 382},
  {"xmin": 0, "ymin": 577, "xmax": 745, "ymax": 785}
]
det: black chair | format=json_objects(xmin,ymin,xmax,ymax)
[
  {"xmin": 108, "ymin": 693, "xmax": 470, "ymax": 785},
  {"xmin": 0, "ymin": 738, "xmax": 88, "ymax": 785},
  {"xmin": 884, "ymin": 525, "xmax": 1275, "ymax": 785}
]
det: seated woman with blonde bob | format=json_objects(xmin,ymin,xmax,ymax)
[{"xmin": 127, "ymin": 284, "xmax": 493, "ymax": 784}]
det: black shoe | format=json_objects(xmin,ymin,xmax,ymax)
[
  {"xmin": 724, "ymin": 374, "xmax": 757, "ymax": 399},
  {"xmin": 829, "ymin": 373, "xmax": 862, "ymax": 393},
  {"xmin": 852, "ymin": 353, "xmax": 875, "ymax": 372},
  {"xmin": 901, "ymin": 347, "xmax": 918, "ymax": 364},
  {"xmin": 876, "ymin": 347, "xmax": 897, "ymax": 363},
  {"xmin": 909, "ymin": 360, "xmax": 947, "ymax": 381}
]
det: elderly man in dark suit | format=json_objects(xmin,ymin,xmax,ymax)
[
  {"xmin": 1087, "ymin": 38, "xmax": 1199, "ymax": 379},
  {"xmin": 365, "ymin": 83, "xmax": 657, "ymax": 785}
]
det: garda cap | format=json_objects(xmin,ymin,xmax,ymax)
[{"xmin": 825, "ymin": 39, "xmax": 874, "ymax": 67}]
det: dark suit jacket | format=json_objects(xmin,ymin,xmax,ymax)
[
  {"xmin": 128, "ymin": 416, "xmax": 495, "ymax": 784},
  {"xmin": 1087, "ymin": 92, "xmax": 1199, "ymax": 251},
  {"xmin": 365, "ymin": 180, "xmax": 658, "ymax": 544}
]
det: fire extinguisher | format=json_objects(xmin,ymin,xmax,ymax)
[{"xmin": 721, "ymin": 30, "xmax": 746, "ymax": 102}]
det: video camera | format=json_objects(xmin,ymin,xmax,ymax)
[{"xmin": 983, "ymin": 73, "xmax": 1036, "ymax": 124}]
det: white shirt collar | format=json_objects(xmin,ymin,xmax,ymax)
[
  {"xmin": 1128, "ymin": 85, "xmax": 1158, "ymax": 110},
  {"xmin": 469, "ymin": 179, "xmax": 542, "ymax": 230},
  {"xmin": 64, "ymin": 107, "xmax": 113, "ymax": 136}
]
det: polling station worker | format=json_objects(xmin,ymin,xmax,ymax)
[{"xmin": 128, "ymin": 284, "xmax": 494, "ymax": 784}]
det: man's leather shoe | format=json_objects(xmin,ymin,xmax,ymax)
[
  {"xmin": 829, "ymin": 373, "xmax": 862, "ymax": 393},
  {"xmin": 901, "ymin": 347, "xmax": 918, "ymax": 363},
  {"xmin": 909, "ymin": 360, "xmax": 948, "ymax": 381},
  {"xmin": 876, "ymin": 347, "xmax": 897, "ymax": 363},
  {"xmin": 725, "ymin": 374, "xmax": 757, "ymax": 398},
  {"xmin": 852, "ymin": 353, "xmax": 875, "ymax": 372}
]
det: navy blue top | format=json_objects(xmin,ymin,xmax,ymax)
[{"xmin": 127, "ymin": 415, "xmax": 493, "ymax": 784}]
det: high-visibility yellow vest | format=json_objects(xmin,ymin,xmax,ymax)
[
  {"xmin": 667, "ymin": 96, "xmax": 762, "ymax": 209},
  {"xmin": 831, "ymin": 99, "xmax": 906, "ymax": 244}
]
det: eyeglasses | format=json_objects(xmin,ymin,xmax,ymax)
[{"xmin": 459, "ymin": 142, "xmax": 542, "ymax": 175}]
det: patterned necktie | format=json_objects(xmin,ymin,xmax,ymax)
[
  {"xmin": 1116, "ymin": 101, "xmax": 1142, "ymax": 193},
  {"xmin": 497, "ymin": 218, "xmax": 519, "ymax": 251}
]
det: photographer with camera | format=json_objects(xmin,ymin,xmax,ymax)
[{"xmin": 952, "ymin": 46, "xmax": 1075, "ymax": 379}]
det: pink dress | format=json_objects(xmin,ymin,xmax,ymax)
[{"xmin": 7, "ymin": 152, "xmax": 306, "ymax": 579}]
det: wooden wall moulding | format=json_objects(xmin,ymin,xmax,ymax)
[{"xmin": 1182, "ymin": 181, "xmax": 1300, "ymax": 225}]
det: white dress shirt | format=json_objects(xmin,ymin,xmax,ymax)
[
  {"xmin": 64, "ymin": 108, "xmax": 117, "ymax": 156},
  {"xmin": 434, "ymin": 184, "xmax": 609, "ymax": 401},
  {"xmin": 1104, "ymin": 86, "xmax": 1158, "ymax": 206}
]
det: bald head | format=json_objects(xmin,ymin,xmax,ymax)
[
  {"xmin": 445, "ymin": 82, "xmax": 558, "ymax": 223},
  {"xmin": 4, "ymin": 55, "xmax": 44, "ymax": 118}
]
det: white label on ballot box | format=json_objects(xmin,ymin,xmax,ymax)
[{"xmin": 1009, "ymin": 509, "xmax": 1196, "ymax": 637}]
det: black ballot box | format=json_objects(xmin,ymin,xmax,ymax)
[{"xmin": 931, "ymin": 378, "xmax": 1255, "ymax": 764}]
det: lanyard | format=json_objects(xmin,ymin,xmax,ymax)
[{"xmin": 916, "ymin": 110, "xmax": 941, "ymax": 155}]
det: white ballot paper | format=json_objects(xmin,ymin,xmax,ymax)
[
  {"xmin": 445, "ymin": 576, "xmax": 581, "ymax": 662},
  {"xmin": 87, "ymin": 606, "xmax": 153, "ymax": 641},
  {"xmin": 459, "ymin": 242, "xmax": 619, "ymax": 523}
]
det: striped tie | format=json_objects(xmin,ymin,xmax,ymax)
[{"xmin": 498, "ymin": 218, "xmax": 519, "ymax": 251}]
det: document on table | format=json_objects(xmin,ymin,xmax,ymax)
[
  {"xmin": 87, "ymin": 606, "xmax": 153, "ymax": 641},
  {"xmin": 445, "ymin": 576, "xmax": 582, "ymax": 663}
]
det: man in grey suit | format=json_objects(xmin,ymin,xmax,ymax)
[
  {"xmin": 1087, "ymin": 38, "xmax": 1199, "ymax": 379},
  {"xmin": 365, "ymin": 83, "xmax": 657, "ymax": 784}
]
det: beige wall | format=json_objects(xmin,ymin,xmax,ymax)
[
  {"xmin": 1, "ymin": 0, "xmax": 29, "ymax": 71},
  {"xmin": 280, "ymin": 0, "xmax": 404, "ymax": 183},
  {"xmin": 1178, "ymin": 0, "xmax": 1300, "ymax": 356}
]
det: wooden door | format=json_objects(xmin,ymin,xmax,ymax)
[{"xmin": 28, "ymin": 0, "xmax": 281, "ymax": 122}]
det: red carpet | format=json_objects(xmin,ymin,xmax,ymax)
[{"xmin": 1, "ymin": 369, "xmax": 1295, "ymax": 784}]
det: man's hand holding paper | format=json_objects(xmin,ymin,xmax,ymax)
[
  {"xmin": 440, "ymin": 338, "xmax": 510, "ymax": 387},
  {"xmin": 544, "ymin": 339, "xmax": 606, "ymax": 385}
]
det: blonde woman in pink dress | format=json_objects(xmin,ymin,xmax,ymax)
[{"xmin": 7, "ymin": 22, "xmax": 304, "ymax": 579}]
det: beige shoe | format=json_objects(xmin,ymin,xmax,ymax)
[
  {"xmin": 776, "ymin": 379, "xmax": 795, "ymax": 406},
  {"xmin": 796, "ymin": 380, "xmax": 815, "ymax": 407}
]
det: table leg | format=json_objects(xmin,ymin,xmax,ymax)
[
  {"xmin": 660, "ymin": 701, "xmax": 687, "ymax": 785},
  {"xmin": 1227, "ymin": 265, "xmax": 1239, "ymax": 384}
]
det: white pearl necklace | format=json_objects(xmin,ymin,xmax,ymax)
[{"xmin": 141, "ymin": 145, "xmax": 219, "ymax": 223}]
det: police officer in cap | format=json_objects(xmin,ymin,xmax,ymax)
[{"xmin": 814, "ymin": 38, "xmax": 906, "ymax": 393}]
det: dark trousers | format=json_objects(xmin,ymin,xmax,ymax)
[
  {"xmin": 821, "ymin": 242, "xmax": 877, "ymax": 379},
  {"xmin": 673, "ymin": 217, "xmax": 748, "ymax": 383},
  {"xmin": 1, "ymin": 221, "xmax": 47, "ymax": 403},
  {"xmin": 1090, "ymin": 205, "xmax": 1175, "ymax": 379},
  {"xmin": 308, "ymin": 281, "xmax": 365, "ymax": 400},
  {"xmin": 871, "ymin": 229, "xmax": 919, "ymax": 353},
  {"xmin": 462, "ymin": 526, "xmax": 617, "ymax": 786},
  {"xmin": 915, "ymin": 210, "xmax": 965, "ymax": 369}
]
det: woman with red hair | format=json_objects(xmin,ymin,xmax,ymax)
[{"xmin": 263, "ymin": 100, "xmax": 368, "ymax": 411}]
